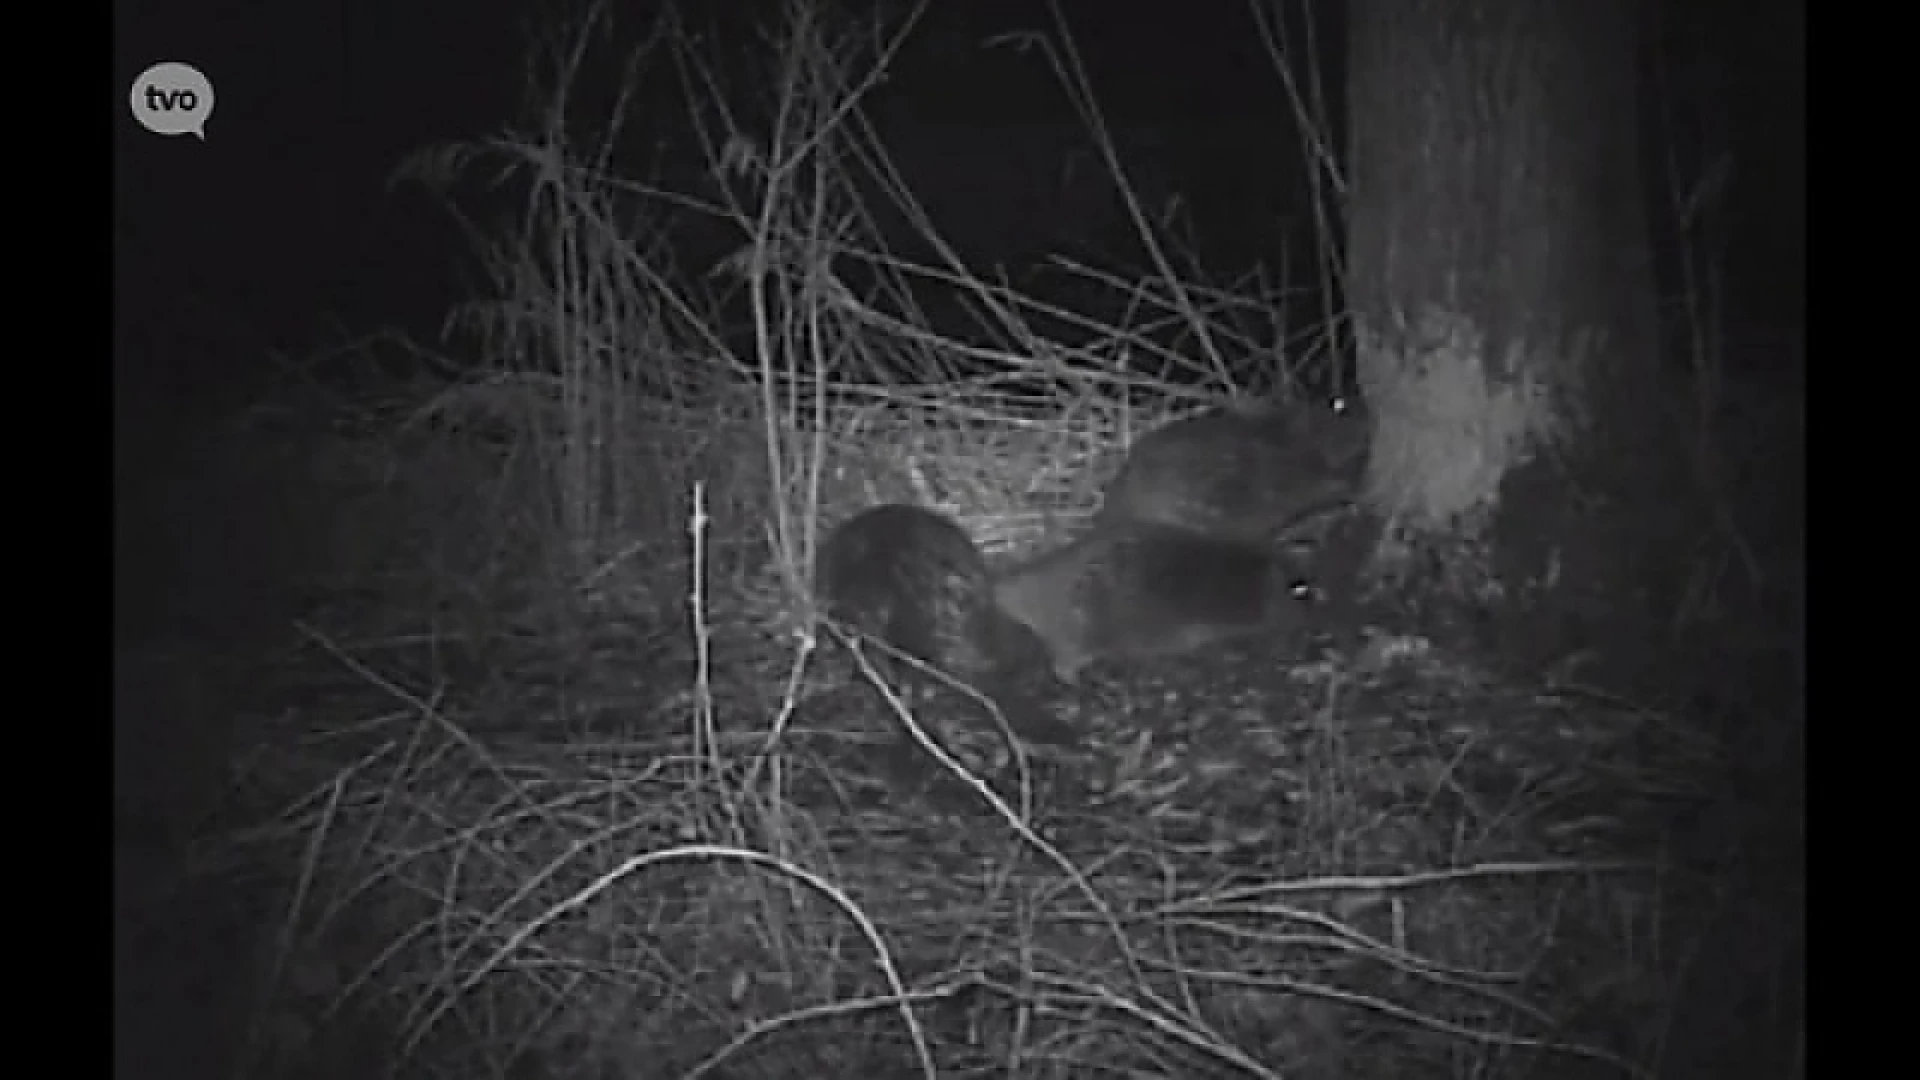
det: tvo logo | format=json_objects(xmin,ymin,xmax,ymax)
[{"xmin": 130, "ymin": 62, "xmax": 215, "ymax": 139}]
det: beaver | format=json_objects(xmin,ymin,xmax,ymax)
[
  {"xmin": 990, "ymin": 517, "xmax": 1306, "ymax": 685},
  {"xmin": 1097, "ymin": 398, "xmax": 1363, "ymax": 548},
  {"xmin": 816, "ymin": 504, "xmax": 1069, "ymax": 746}
]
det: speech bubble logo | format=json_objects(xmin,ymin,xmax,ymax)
[{"xmin": 130, "ymin": 62, "xmax": 215, "ymax": 139}]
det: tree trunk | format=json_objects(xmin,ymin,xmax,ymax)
[{"xmin": 1346, "ymin": 0, "xmax": 1658, "ymax": 608}]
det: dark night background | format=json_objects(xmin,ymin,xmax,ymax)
[
  {"xmin": 114, "ymin": 0, "xmax": 1802, "ymax": 1076},
  {"xmin": 114, "ymin": 0, "xmax": 1802, "ymax": 392}
]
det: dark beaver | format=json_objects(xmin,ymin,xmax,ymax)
[
  {"xmin": 1098, "ymin": 400, "xmax": 1363, "ymax": 547},
  {"xmin": 817, "ymin": 504, "xmax": 1069, "ymax": 746},
  {"xmin": 991, "ymin": 517, "xmax": 1303, "ymax": 685}
]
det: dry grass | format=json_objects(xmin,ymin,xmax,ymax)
[
  {"xmin": 170, "ymin": 598, "xmax": 1779, "ymax": 1080},
  {"xmin": 116, "ymin": 2, "xmax": 1800, "ymax": 1079}
]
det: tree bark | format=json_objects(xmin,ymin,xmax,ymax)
[{"xmin": 1346, "ymin": 0, "xmax": 1658, "ymax": 601}]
